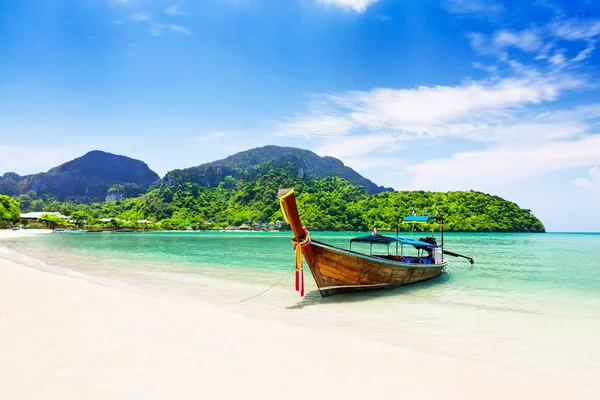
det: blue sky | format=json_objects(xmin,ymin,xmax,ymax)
[{"xmin": 1, "ymin": 0, "xmax": 600, "ymax": 231}]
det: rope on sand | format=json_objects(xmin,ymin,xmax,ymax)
[{"xmin": 238, "ymin": 263, "xmax": 296, "ymax": 303}]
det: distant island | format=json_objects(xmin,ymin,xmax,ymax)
[{"xmin": 0, "ymin": 146, "xmax": 545, "ymax": 232}]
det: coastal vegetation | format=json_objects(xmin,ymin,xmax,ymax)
[
  {"xmin": 13, "ymin": 175, "xmax": 544, "ymax": 232},
  {"xmin": 1, "ymin": 146, "xmax": 545, "ymax": 232},
  {"xmin": 38, "ymin": 213, "xmax": 67, "ymax": 229},
  {"xmin": 0, "ymin": 195, "xmax": 20, "ymax": 228}
]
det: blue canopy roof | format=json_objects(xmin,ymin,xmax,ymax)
[
  {"xmin": 350, "ymin": 235, "xmax": 435, "ymax": 248},
  {"xmin": 402, "ymin": 216, "xmax": 437, "ymax": 223}
]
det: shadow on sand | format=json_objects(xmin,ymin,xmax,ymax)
[{"xmin": 286, "ymin": 272, "xmax": 451, "ymax": 310}]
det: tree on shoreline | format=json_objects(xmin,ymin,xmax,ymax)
[
  {"xmin": 0, "ymin": 195, "xmax": 20, "ymax": 228},
  {"xmin": 70, "ymin": 211, "xmax": 90, "ymax": 228},
  {"xmin": 38, "ymin": 214, "xmax": 67, "ymax": 230},
  {"xmin": 6, "ymin": 174, "xmax": 546, "ymax": 233}
]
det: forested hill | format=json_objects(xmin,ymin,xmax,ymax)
[
  {"xmin": 0, "ymin": 151, "xmax": 160, "ymax": 202},
  {"xmin": 15, "ymin": 162, "xmax": 545, "ymax": 232},
  {"xmin": 1, "ymin": 146, "xmax": 545, "ymax": 232},
  {"xmin": 163, "ymin": 145, "xmax": 392, "ymax": 194}
]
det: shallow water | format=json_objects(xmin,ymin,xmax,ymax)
[{"xmin": 2, "ymin": 231, "xmax": 600, "ymax": 382}]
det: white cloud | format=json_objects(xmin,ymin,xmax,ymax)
[
  {"xmin": 346, "ymin": 76, "xmax": 574, "ymax": 128},
  {"xmin": 278, "ymin": 64, "xmax": 599, "ymax": 192},
  {"xmin": 574, "ymin": 166, "xmax": 600, "ymax": 192},
  {"xmin": 468, "ymin": 20, "xmax": 600, "ymax": 65},
  {"xmin": 404, "ymin": 135, "xmax": 600, "ymax": 191},
  {"xmin": 277, "ymin": 115, "xmax": 356, "ymax": 137},
  {"xmin": 273, "ymin": 12, "xmax": 600, "ymax": 196},
  {"xmin": 572, "ymin": 40, "xmax": 596, "ymax": 62},
  {"xmin": 315, "ymin": 133, "xmax": 401, "ymax": 159},
  {"xmin": 278, "ymin": 72, "xmax": 583, "ymax": 141},
  {"xmin": 493, "ymin": 29, "xmax": 543, "ymax": 52},
  {"xmin": 169, "ymin": 25, "xmax": 191, "ymax": 35},
  {"xmin": 165, "ymin": 5, "xmax": 189, "ymax": 16},
  {"xmin": 468, "ymin": 29, "xmax": 543, "ymax": 54},
  {"xmin": 551, "ymin": 19, "xmax": 600, "ymax": 40},
  {"xmin": 472, "ymin": 62, "xmax": 497, "ymax": 73},
  {"xmin": 549, "ymin": 51, "xmax": 567, "ymax": 66},
  {"xmin": 317, "ymin": 0, "xmax": 379, "ymax": 13},
  {"xmin": 145, "ymin": 23, "xmax": 191, "ymax": 36},
  {"xmin": 131, "ymin": 11, "xmax": 152, "ymax": 21}
]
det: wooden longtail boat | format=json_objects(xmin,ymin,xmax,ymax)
[{"xmin": 278, "ymin": 188, "xmax": 450, "ymax": 297}]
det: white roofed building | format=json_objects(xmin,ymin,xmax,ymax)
[{"xmin": 20, "ymin": 212, "xmax": 69, "ymax": 221}]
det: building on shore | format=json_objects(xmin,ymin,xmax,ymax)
[{"xmin": 20, "ymin": 212, "xmax": 69, "ymax": 222}]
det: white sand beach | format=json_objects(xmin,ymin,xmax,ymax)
[
  {"xmin": 1, "ymin": 248, "xmax": 598, "ymax": 400},
  {"xmin": 0, "ymin": 229, "xmax": 52, "ymax": 239}
]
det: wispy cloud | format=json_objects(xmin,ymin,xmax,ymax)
[
  {"xmin": 277, "ymin": 55, "xmax": 598, "ymax": 191},
  {"xmin": 443, "ymin": 0, "xmax": 504, "ymax": 16},
  {"xmin": 572, "ymin": 40, "xmax": 596, "ymax": 62},
  {"xmin": 549, "ymin": 51, "xmax": 567, "ymax": 66},
  {"xmin": 277, "ymin": 115, "xmax": 356, "ymax": 137},
  {"xmin": 316, "ymin": 0, "xmax": 379, "ymax": 13},
  {"xmin": 574, "ymin": 166, "xmax": 600, "ymax": 193},
  {"xmin": 467, "ymin": 18, "xmax": 600, "ymax": 65},
  {"xmin": 405, "ymin": 135, "xmax": 600, "ymax": 191},
  {"xmin": 165, "ymin": 5, "xmax": 189, "ymax": 16},
  {"xmin": 551, "ymin": 19, "xmax": 600, "ymax": 40},
  {"xmin": 315, "ymin": 133, "xmax": 402, "ymax": 159},
  {"xmin": 131, "ymin": 11, "xmax": 152, "ymax": 21},
  {"xmin": 494, "ymin": 29, "xmax": 543, "ymax": 52},
  {"xmin": 143, "ymin": 22, "xmax": 191, "ymax": 36},
  {"xmin": 169, "ymin": 24, "xmax": 191, "ymax": 35},
  {"xmin": 467, "ymin": 29, "xmax": 543, "ymax": 55},
  {"xmin": 277, "ymin": 71, "xmax": 583, "ymax": 140}
]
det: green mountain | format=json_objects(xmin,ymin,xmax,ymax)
[
  {"xmin": 0, "ymin": 151, "xmax": 160, "ymax": 202},
  {"xmin": 164, "ymin": 145, "xmax": 392, "ymax": 194},
  {"xmin": 5, "ymin": 146, "xmax": 545, "ymax": 232},
  {"xmin": 0, "ymin": 172, "xmax": 28, "ymax": 196}
]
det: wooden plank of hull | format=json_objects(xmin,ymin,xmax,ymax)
[{"xmin": 305, "ymin": 241, "xmax": 445, "ymax": 296}]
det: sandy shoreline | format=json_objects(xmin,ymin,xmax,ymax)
[
  {"xmin": 0, "ymin": 229, "xmax": 53, "ymax": 239},
  {"xmin": 0, "ymin": 247, "xmax": 598, "ymax": 399}
]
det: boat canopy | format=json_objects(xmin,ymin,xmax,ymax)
[
  {"xmin": 402, "ymin": 216, "xmax": 437, "ymax": 223},
  {"xmin": 350, "ymin": 235, "xmax": 435, "ymax": 248}
]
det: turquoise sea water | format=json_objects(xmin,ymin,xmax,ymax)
[
  {"xmin": 2, "ymin": 231, "xmax": 600, "ymax": 380},
  {"xmin": 3, "ymin": 231, "xmax": 600, "ymax": 296}
]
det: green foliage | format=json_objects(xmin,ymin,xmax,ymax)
[
  {"xmin": 70, "ymin": 211, "xmax": 90, "ymax": 227},
  {"xmin": 38, "ymin": 213, "xmax": 67, "ymax": 229},
  {"xmin": 0, "ymin": 194, "xmax": 20, "ymax": 227},
  {"xmin": 12, "ymin": 163, "xmax": 545, "ymax": 232}
]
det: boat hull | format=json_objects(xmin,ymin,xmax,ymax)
[{"xmin": 306, "ymin": 241, "xmax": 446, "ymax": 297}]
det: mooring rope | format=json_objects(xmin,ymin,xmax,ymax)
[{"xmin": 238, "ymin": 262, "xmax": 296, "ymax": 303}]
